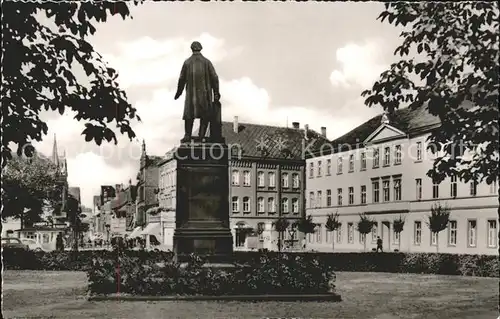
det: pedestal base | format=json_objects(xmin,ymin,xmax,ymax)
[{"xmin": 173, "ymin": 142, "xmax": 233, "ymax": 264}]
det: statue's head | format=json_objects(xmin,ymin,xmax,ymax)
[{"xmin": 190, "ymin": 41, "xmax": 203, "ymax": 52}]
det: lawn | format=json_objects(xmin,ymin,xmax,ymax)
[{"xmin": 2, "ymin": 270, "xmax": 498, "ymax": 318}]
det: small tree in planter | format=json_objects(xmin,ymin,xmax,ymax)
[
  {"xmin": 357, "ymin": 213, "xmax": 375, "ymax": 252},
  {"xmin": 272, "ymin": 217, "xmax": 290, "ymax": 253},
  {"xmin": 293, "ymin": 215, "xmax": 316, "ymax": 250},
  {"xmin": 392, "ymin": 215, "xmax": 405, "ymax": 251},
  {"xmin": 325, "ymin": 212, "xmax": 341, "ymax": 252},
  {"xmin": 427, "ymin": 203, "xmax": 451, "ymax": 253}
]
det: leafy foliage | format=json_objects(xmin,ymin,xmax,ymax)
[
  {"xmin": 427, "ymin": 203, "xmax": 451, "ymax": 233},
  {"xmin": 1, "ymin": 154, "xmax": 60, "ymax": 225},
  {"xmin": 393, "ymin": 215, "xmax": 405, "ymax": 234},
  {"xmin": 362, "ymin": 2, "xmax": 499, "ymax": 185},
  {"xmin": 357, "ymin": 213, "xmax": 375, "ymax": 235},
  {"xmin": 1, "ymin": 1, "xmax": 143, "ymax": 166},
  {"xmin": 272, "ymin": 217, "xmax": 290, "ymax": 233},
  {"xmin": 325, "ymin": 212, "xmax": 342, "ymax": 232},
  {"xmin": 293, "ymin": 215, "xmax": 317, "ymax": 234}
]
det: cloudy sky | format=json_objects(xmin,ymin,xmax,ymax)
[{"xmin": 33, "ymin": 2, "xmax": 403, "ymax": 208}]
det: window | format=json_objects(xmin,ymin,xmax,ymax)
[
  {"xmin": 360, "ymin": 152, "xmax": 366, "ymax": 170},
  {"xmin": 268, "ymin": 172, "xmax": 276, "ymax": 188},
  {"xmin": 470, "ymin": 180, "xmax": 477, "ymax": 196},
  {"xmin": 25, "ymin": 232, "xmax": 35, "ymax": 240},
  {"xmin": 243, "ymin": 197, "xmax": 250, "ymax": 213},
  {"xmin": 268, "ymin": 197, "xmax": 276, "ymax": 213},
  {"xmin": 316, "ymin": 191, "xmax": 322, "ymax": 208},
  {"xmin": 448, "ymin": 221, "xmax": 457, "ymax": 246},
  {"xmin": 372, "ymin": 181, "xmax": 380, "ymax": 203},
  {"xmin": 326, "ymin": 159, "xmax": 332, "ymax": 175},
  {"xmin": 243, "ymin": 171, "xmax": 251, "ymax": 186},
  {"xmin": 337, "ymin": 157, "xmax": 343, "ymax": 174},
  {"xmin": 373, "ymin": 148, "xmax": 380, "ymax": 168},
  {"xmin": 394, "ymin": 179, "xmax": 401, "ymax": 201},
  {"xmin": 416, "ymin": 179, "xmax": 422, "ymax": 200},
  {"xmin": 467, "ymin": 220, "xmax": 477, "ymax": 247},
  {"xmin": 392, "ymin": 226, "xmax": 400, "ymax": 245},
  {"xmin": 361, "ymin": 185, "xmax": 367, "ymax": 204},
  {"xmin": 349, "ymin": 154, "xmax": 354, "ymax": 172},
  {"xmin": 431, "ymin": 232, "xmax": 437, "ymax": 246},
  {"xmin": 337, "ymin": 188, "xmax": 343, "ymax": 206},
  {"xmin": 383, "ymin": 180, "xmax": 390, "ymax": 202},
  {"xmin": 336, "ymin": 224, "xmax": 342, "ymax": 243},
  {"xmin": 325, "ymin": 228, "xmax": 330, "ymax": 243},
  {"xmin": 416, "ymin": 142, "xmax": 422, "ymax": 161},
  {"xmin": 308, "ymin": 233, "xmax": 313, "ymax": 243},
  {"xmin": 309, "ymin": 162, "xmax": 314, "ymax": 178},
  {"xmin": 348, "ymin": 187, "xmax": 354, "ymax": 205},
  {"xmin": 326, "ymin": 189, "xmax": 332, "ymax": 207},
  {"xmin": 282, "ymin": 173, "xmax": 289, "ymax": 188},
  {"xmin": 490, "ymin": 180, "xmax": 498, "ymax": 194},
  {"xmin": 231, "ymin": 170, "xmax": 239, "ymax": 186},
  {"xmin": 371, "ymin": 222, "xmax": 378, "ymax": 242},
  {"xmin": 309, "ymin": 192, "xmax": 315, "ymax": 208},
  {"xmin": 414, "ymin": 221, "xmax": 422, "ymax": 245},
  {"xmin": 292, "ymin": 198, "xmax": 299, "ymax": 214},
  {"xmin": 317, "ymin": 161, "xmax": 322, "ymax": 176},
  {"xmin": 235, "ymin": 228, "xmax": 246, "ymax": 247},
  {"xmin": 384, "ymin": 147, "xmax": 390, "ymax": 166},
  {"xmin": 232, "ymin": 197, "xmax": 239, "ymax": 213},
  {"xmin": 292, "ymin": 173, "xmax": 299, "ymax": 188},
  {"xmin": 281, "ymin": 198, "xmax": 289, "ymax": 213},
  {"xmin": 347, "ymin": 223, "xmax": 354, "ymax": 243},
  {"xmin": 257, "ymin": 171, "xmax": 265, "ymax": 187},
  {"xmin": 450, "ymin": 176, "xmax": 457, "ymax": 198},
  {"xmin": 257, "ymin": 223, "xmax": 265, "ymax": 242},
  {"xmin": 257, "ymin": 197, "xmax": 264, "ymax": 213},
  {"xmin": 487, "ymin": 220, "xmax": 497, "ymax": 248},
  {"xmin": 316, "ymin": 225, "xmax": 322, "ymax": 242},
  {"xmin": 432, "ymin": 182, "xmax": 439, "ymax": 199},
  {"xmin": 394, "ymin": 145, "xmax": 402, "ymax": 164}
]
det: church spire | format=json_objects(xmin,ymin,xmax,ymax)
[{"xmin": 52, "ymin": 134, "xmax": 59, "ymax": 167}]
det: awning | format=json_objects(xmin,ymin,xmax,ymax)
[
  {"xmin": 129, "ymin": 226, "xmax": 142, "ymax": 238},
  {"xmin": 140, "ymin": 223, "xmax": 161, "ymax": 236}
]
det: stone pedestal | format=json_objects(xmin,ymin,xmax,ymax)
[{"xmin": 173, "ymin": 142, "xmax": 233, "ymax": 263}]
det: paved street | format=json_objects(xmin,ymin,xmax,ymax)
[{"xmin": 2, "ymin": 270, "xmax": 498, "ymax": 318}]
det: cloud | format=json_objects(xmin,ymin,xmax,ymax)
[
  {"xmin": 330, "ymin": 39, "xmax": 388, "ymax": 89},
  {"xmin": 103, "ymin": 32, "xmax": 242, "ymax": 89}
]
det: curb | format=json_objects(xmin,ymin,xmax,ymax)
[{"xmin": 88, "ymin": 293, "xmax": 342, "ymax": 302}]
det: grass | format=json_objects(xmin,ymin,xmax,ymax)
[{"xmin": 2, "ymin": 270, "xmax": 498, "ymax": 319}]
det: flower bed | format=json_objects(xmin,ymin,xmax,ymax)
[{"xmin": 87, "ymin": 253, "xmax": 337, "ymax": 296}]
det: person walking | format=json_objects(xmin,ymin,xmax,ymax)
[
  {"xmin": 56, "ymin": 233, "xmax": 64, "ymax": 251},
  {"xmin": 376, "ymin": 236, "xmax": 383, "ymax": 252}
]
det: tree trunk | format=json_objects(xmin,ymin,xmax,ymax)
[
  {"xmin": 436, "ymin": 232, "xmax": 439, "ymax": 253},
  {"xmin": 363, "ymin": 234, "xmax": 367, "ymax": 252},
  {"xmin": 332, "ymin": 230, "xmax": 335, "ymax": 252}
]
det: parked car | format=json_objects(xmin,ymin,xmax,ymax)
[
  {"xmin": 21, "ymin": 239, "xmax": 45, "ymax": 251},
  {"xmin": 1, "ymin": 238, "xmax": 29, "ymax": 251}
]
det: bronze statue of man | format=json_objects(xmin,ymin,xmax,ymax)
[{"xmin": 174, "ymin": 41, "xmax": 221, "ymax": 143}]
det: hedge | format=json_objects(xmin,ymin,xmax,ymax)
[
  {"xmin": 2, "ymin": 249, "xmax": 498, "ymax": 277},
  {"xmin": 87, "ymin": 253, "xmax": 337, "ymax": 296}
]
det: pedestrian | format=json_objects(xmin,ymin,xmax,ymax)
[
  {"xmin": 56, "ymin": 233, "xmax": 64, "ymax": 251},
  {"xmin": 376, "ymin": 236, "xmax": 383, "ymax": 252}
]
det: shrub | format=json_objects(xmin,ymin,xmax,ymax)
[{"xmin": 86, "ymin": 252, "xmax": 337, "ymax": 296}]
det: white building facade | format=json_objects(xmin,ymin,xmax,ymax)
[{"xmin": 306, "ymin": 108, "xmax": 498, "ymax": 255}]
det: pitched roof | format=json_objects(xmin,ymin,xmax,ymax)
[
  {"xmin": 220, "ymin": 121, "xmax": 329, "ymax": 160},
  {"xmin": 314, "ymin": 105, "xmax": 441, "ymax": 156}
]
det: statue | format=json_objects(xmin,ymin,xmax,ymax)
[{"xmin": 174, "ymin": 41, "xmax": 222, "ymax": 143}]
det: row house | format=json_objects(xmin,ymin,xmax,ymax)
[{"xmin": 306, "ymin": 104, "xmax": 498, "ymax": 255}]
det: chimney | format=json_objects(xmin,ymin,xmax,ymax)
[
  {"xmin": 304, "ymin": 124, "xmax": 309, "ymax": 140},
  {"xmin": 292, "ymin": 122, "xmax": 300, "ymax": 129},
  {"xmin": 233, "ymin": 116, "xmax": 239, "ymax": 133},
  {"xmin": 321, "ymin": 127, "xmax": 327, "ymax": 137}
]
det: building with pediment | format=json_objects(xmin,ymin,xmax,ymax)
[{"xmin": 305, "ymin": 105, "xmax": 498, "ymax": 255}]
